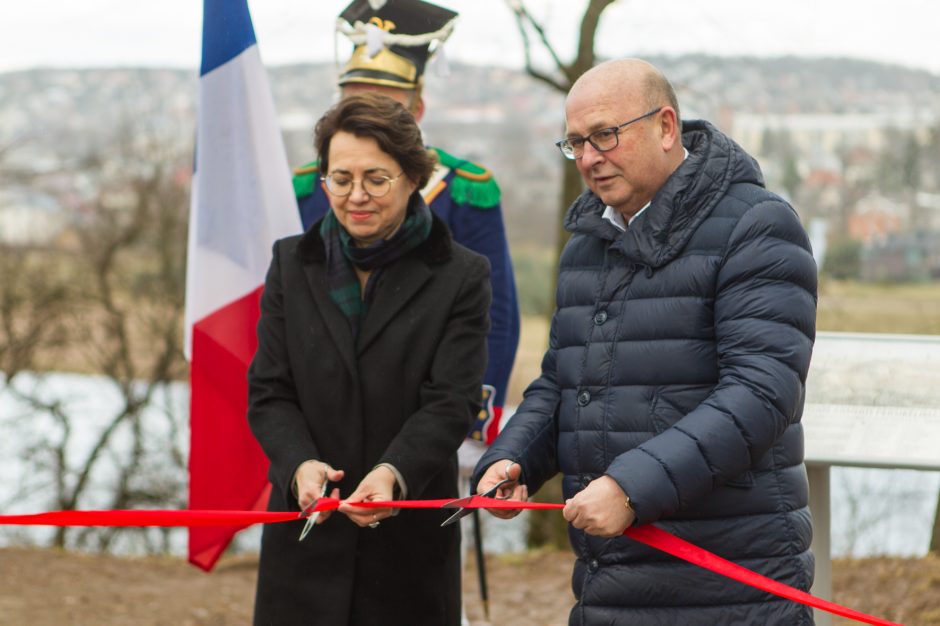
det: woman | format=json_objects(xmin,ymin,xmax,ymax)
[{"xmin": 248, "ymin": 93, "xmax": 491, "ymax": 625}]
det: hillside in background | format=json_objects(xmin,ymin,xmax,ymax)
[
  {"xmin": 3, "ymin": 55, "xmax": 938, "ymax": 231},
  {"xmin": 3, "ymin": 56, "xmax": 940, "ymax": 310}
]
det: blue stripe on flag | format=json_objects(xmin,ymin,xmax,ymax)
[{"xmin": 201, "ymin": 0, "xmax": 258, "ymax": 76}]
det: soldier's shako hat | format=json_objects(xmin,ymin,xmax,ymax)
[{"xmin": 337, "ymin": 0, "xmax": 458, "ymax": 90}]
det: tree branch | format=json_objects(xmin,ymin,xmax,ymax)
[
  {"xmin": 508, "ymin": 0, "xmax": 620, "ymax": 90},
  {"xmin": 507, "ymin": 1, "xmax": 569, "ymax": 92},
  {"xmin": 572, "ymin": 0, "xmax": 618, "ymax": 81}
]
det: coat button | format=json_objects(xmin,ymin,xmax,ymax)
[
  {"xmin": 587, "ymin": 559, "xmax": 599, "ymax": 573},
  {"xmin": 577, "ymin": 390, "xmax": 591, "ymax": 406},
  {"xmin": 593, "ymin": 310, "xmax": 608, "ymax": 325}
]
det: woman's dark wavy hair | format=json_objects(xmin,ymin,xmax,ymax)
[{"xmin": 314, "ymin": 93, "xmax": 437, "ymax": 190}]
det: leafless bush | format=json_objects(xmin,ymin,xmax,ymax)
[{"xmin": 0, "ymin": 124, "xmax": 191, "ymax": 554}]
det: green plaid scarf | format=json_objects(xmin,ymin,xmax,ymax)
[{"xmin": 320, "ymin": 194, "xmax": 432, "ymax": 336}]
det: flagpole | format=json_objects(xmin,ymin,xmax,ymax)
[{"xmin": 472, "ymin": 508, "xmax": 491, "ymax": 621}]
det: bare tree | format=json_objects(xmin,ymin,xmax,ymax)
[
  {"xmin": 507, "ymin": 0, "xmax": 618, "ymax": 304},
  {"xmin": 0, "ymin": 252, "xmax": 71, "ymax": 378},
  {"xmin": 0, "ymin": 123, "xmax": 190, "ymax": 554},
  {"xmin": 0, "ymin": 139, "xmax": 73, "ymax": 378},
  {"xmin": 504, "ymin": 0, "xmax": 618, "ymax": 548}
]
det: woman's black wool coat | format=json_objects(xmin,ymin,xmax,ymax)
[{"xmin": 249, "ymin": 215, "xmax": 491, "ymax": 625}]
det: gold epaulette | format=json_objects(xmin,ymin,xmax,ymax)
[
  {"xmin": 293, "ymin": 162, "xmax": 319, "ymax": 176},
  {"xmin": 453, "ymin": 166, "xmax": 493, "ymax": 182}
]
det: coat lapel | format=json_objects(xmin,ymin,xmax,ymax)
[
  {"xmin": 356, "ymin": 255, "xmax": 432, "ymax": 356},
  {"xmin": 301, "ymin": 261, "xmax": 359, "ymax": 377}
]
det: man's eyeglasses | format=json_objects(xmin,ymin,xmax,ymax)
[
  {"xmin": 555, "ymin": 107, "xmax": 663, "ymax": 160},
  {"xmin": 322, "ymin": 172, "xmax": 405, "ymax": 198}
]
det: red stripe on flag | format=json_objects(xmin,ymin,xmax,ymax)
[
  {"xmin": 485, "ymin": 405, "xmax": 503, "ymax": 445},
  {"xmin": 188, "ymin": 287, "xmax": 271, "ymax": 572}
]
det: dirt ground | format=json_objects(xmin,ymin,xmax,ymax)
[{"xmin": 1, "ymin": 547, "xmax": 938, "ymax": 625}]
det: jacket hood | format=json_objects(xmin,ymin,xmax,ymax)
[{"xmin": 563, "ymin": 119, "xmax": 765, "ymax": 268}]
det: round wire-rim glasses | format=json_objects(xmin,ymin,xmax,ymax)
[
  {"xmin": 321, "ymin": 171, "xmax": 405, "ymax": 198},
  {"xmin": 555, "ymin": 107, "xmax": 663, "ymax": 160}
]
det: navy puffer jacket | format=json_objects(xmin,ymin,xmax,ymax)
[{"xmin": 476, "ymin": 120, "xmax": 817, "ymax": 625}]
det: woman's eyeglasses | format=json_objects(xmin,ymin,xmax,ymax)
[{"xmin": 322, "ymin": 172, "xmax": 405, "ymax": 198}]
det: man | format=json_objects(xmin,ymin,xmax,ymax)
[
  {"xmin": 474, "ymin": 59, "xmax": 818, "ymax": 625},
  {"xmin": 293, "ymin": 0, "xmax": 519, "ymax": 463}
]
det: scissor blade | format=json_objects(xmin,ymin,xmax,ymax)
[
  {"xmin": 440, "ymin": 478, "xmax": 513, "ymax": 527},
  {"xmin": 440, "ymin": 494, "xmax": 477, "ymax": 527},
  {"xmin": 298, "ymin": 500, "xmax": 317, "ymax": 519},
  {"xmin": 299, "ymin": 511, "xmax": 321, "ymax": 541},
  {"xmin": 440, "ymin": 506, "xmax": 473, "ymax": 527},
  {"xmin": 441, "ymin": 495, "xmax": 475, "ymax": 509},
  {"xmin": 298, "ymin": 481, "xmax": 330, "ymax": 541}
]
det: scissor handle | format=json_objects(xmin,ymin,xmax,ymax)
[{"xmin": 480, "ymin": 477, "xmax": 514, "ymax": 500}]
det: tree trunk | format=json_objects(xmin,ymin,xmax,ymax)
[
  {"xmin": 546, "ymin": 128, "xmax": 586, "ymax": 317},
  {"xmin": 512, "ymin": 0, "xmax": 618, "ymax": 550},
  {"xmin": 930, "ymin": 494, "xmax": 940, "ymax": 553},
  {"xmin": 528, "ymin": 142, "xmax": 584, "ymax": 550}
]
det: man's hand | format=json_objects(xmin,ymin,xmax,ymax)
[
  {"xmin": 294, "ymin": 460, "xmax": 344, "ymax": 524},
  {"xmin": 563, "ymin": 475, "xmax": 635, "ymax": 537},
  {"xmin": 339, "ymin": 465, "xmax": 398, "ymax": 528},
  {"xmin": 477, "ymin": 459, "xmax": 528, "ymax": 519}
]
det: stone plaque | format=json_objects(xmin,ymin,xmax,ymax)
[
  {"xmin": 803, "ymin": 403, "xmax": 940, "ymax": 469},
  {"xmin": 803, "ymin": 332, "xmax": 940, "ymax": 469}
]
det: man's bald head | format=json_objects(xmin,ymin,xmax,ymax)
[{"xmin": 569, "ymin": 59, "xmax": 680, "ymax": 128}]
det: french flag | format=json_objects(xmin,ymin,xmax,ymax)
[{"xmin": 185, "ymin": 0, "xmax": 302, "ymax": 571}]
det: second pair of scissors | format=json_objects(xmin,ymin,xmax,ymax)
[{"xmin": 440, "ymin": 478, "xmax": 514, "ymax": 527}]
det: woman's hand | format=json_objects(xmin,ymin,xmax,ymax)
[
  {"xmin": 294, "ymin": 460, "xmax": 344, "ymax": 524},
  {"xmin": 477, "ymin": 459, "xmax": 528, "ymax": 519},
  {"xmin": 339, "ymin": 465, "xmax": 398, "ymax": 528}
]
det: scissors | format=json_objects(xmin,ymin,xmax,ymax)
[
  {"xmin": 298, "ymin": 480, "xmax": 329, "ymax": 541},
  {"xmin": 440, "ymin": 478, "xmax": 513, "ymax": 527}
]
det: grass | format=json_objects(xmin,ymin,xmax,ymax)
[{"xmin": 818, "ymin": 279, "xmax": 940, "ymax": 334}]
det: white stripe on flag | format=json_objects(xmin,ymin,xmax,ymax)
[{"xmin": 184, "ymin": 44, "xmax": 302, "ymax": 358}]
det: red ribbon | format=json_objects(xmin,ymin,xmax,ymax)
[
  {"xmin": 0, "ymin": 509, "xmax": 298, "ymax": 526},
  {"xmin": 0, "ymin": 498, "xmax": 901, "ymax": 626},
  {"xmin": 625, "ymin": 525, "xmax": 901, "ymax": 626}
]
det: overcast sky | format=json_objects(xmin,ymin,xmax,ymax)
[{"xmin": 2, "ymin": 0, "xmax": 939, "ymax": 75}]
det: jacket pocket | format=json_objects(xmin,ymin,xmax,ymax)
[{"xmin": 648, "ymin": 387, "xmax": 698, "ymax": 433}]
